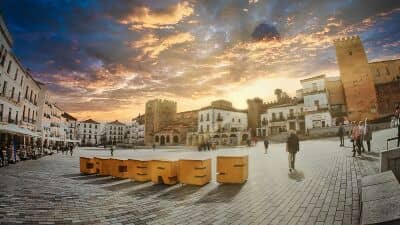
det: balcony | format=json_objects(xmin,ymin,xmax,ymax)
[
  {"xmin": 271, "ymin": 117, "xmax": 286, "ymax": 122},
  {"xmin": 302, "ymin": 87, "xmax": 327, "ymax": 95},
  {"xmin": 287, "ymin": 115, "xmax": 296, "ymax": 120}
]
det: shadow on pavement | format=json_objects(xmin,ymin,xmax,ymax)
[
  {"xmin": 288, "ymin": 170, "xmax": 305, "ymax": 182},
  {"xmin": 126, "ymin": 184, "xmax": 169, "ymax": 198},
  {"xmin": 84, "ymin": 177, "xmax": 122, "ymax": 185},
  {"xmin": 158, "ymin": 185, "xmax": 202, "ymax": 201},
  {"xmin": 196, "ymin": 184, "xmax": 244, "ymax": 203},
  {"xmin": 364, "ymin": 151, "xmax": 380, "ymax": 157},
  {"xmin": 71, "ymin": 174, "xmax": 102, "ymax": 180},
  {"xmin": 358, "ymin": 155, "xmax": 378, "ymax": 161},
  {"xmin": 103, "ymin": 180, "xmax": 143, "ymax": 191},
  {"xmin": 61, "ymin": 173, "xmax": 83, "ymax": 178}
]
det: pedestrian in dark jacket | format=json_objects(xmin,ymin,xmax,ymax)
[
  {"xmin": 263, "ymin": 138, "xmax": 269, "ymax": 154},
  {"xmin": 338, "ymin": 123, "xmax": 345, "ymax": 147},
  {"xmin": 286, "ymin": 130, "xmax": 299, "ymax": 173},
  {"xmin": 364, "ymin": 119, "xmax": 372, "ymax": 152},
  {"xmin": 396, "ymin": 105, "xmax": 400, "ymax": 147}
]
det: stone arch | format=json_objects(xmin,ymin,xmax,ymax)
[
  {"xmin": 166, "ymin": 135, "xmax": 170, "ymax": 143},
  {"xmin": 242, "ymin": 133, "xmax": 249, "ymax": 141},
  {"xmin": 173, "ymin": 135, "xmax": 179, "ymax": 143},
  {"xmin": 160, "ymin": 135, "xmax": 165, "ymax": 145}
]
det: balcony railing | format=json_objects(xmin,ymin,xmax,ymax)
[
  {"xmin": 302, "ymin": 87, "xmax": 327, "ymax": 95},
  {"xmin": 271, "ymin": 117, "xmax": 286, "ymax": 122}
]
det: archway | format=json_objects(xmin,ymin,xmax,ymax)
[
  {"xmin": 173, "ymin": 135, "xmax": 179, "ymax": 144},
  {"xmin": 155, "ymin": 135, "xmax": 159, "ymax": 143},
  {"xmin": 242, "ymin": 134, "xmax": 248, "ymax": 141},
  {"xmin": 160, "ymin": 135, "xmax": 165, "ymax": 145},
  {"xmin": 166, "ymin": 135, "xmax": 170, "ymax": 143}
]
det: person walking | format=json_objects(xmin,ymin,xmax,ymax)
[
  {"xmin": 69, "ymin": 144, "xmax": 74, "ymax": 156},
  {"xmin": 350, "ymin": 121, "xmax": 358, "ymax": 157},
  {"xmin": 338, "ymin": 123, "xmax": 345, "ymax": 147},
  {"xmin": 152, "ymin": 143, "xmax": 156, "ymax": 151},
  {"xmin": 396, "ymin": 105, "xmax": 400, "ymax": 147},
  {"xmin": 286, "ymin": 130, "xmax": 299, "ymax": 173},
  {"xmin": 110, "ymin": 145, "xmax": 114, "ymax": 156},
  {"xmin": 263, "ymin": 138, "xmax": 269, "ymax": 154},
  {"xmin": 358, "ymin": 121, "xmax": 366, "ymax": 152},
  {"xmin": 364, "ymin": 119, "xmax": 372, "ymax": 152}
]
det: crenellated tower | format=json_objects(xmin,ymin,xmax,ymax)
[{"xmin": 334, "ymin": 36, "xmax": 378, "ymax": 121}]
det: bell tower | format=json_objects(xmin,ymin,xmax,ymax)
[{"xmin": 334, "ymin": 36, "xmax": 378, "ymax": 121}]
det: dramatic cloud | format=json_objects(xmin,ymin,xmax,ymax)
[
  {"xmin": 252, "ymin": 23, "xmax": 280, "ymax": 41},
  {"xmin": 1, "ymin": 0, "xmax": 399, "ymax": 121}
]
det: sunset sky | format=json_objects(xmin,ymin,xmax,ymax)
[{"xmin": 1, "ymin": 0, "xmax": 399, "ymax": 122}]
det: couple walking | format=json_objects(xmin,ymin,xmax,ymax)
[{"xmin": 349, "ymin": 119, "xmax": 372, "ymax": 157}]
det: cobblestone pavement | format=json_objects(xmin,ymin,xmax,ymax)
[{"xmin": 0, "ymin": 128, "xmax": 397, "ymax": 225}]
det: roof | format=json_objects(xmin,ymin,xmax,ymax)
[
  {"xmin": 369, "ymin": 58, "xmax": 400, "ymax": 64},
  {"xmin": 300, "ymin": 74, "xmax": 326, "ymax": 83},
  {"xmin": 62, "ymin": 112, "xmax": 77, "ymax": 121},
  {"xmin": 200, "ymin": 105, "xmax": 247, "ymax": 113},
  {"xmin": 81, "ymin": 119, "xmax": 100, "ymax": 124},
  {"xmin": 107, "ymin": 120, "xmax": 126, "ymax": 126}
]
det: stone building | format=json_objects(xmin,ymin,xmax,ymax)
[
  {"xmin": 369, "ymin": 59, "xmax": 400, "ymax": 117},
  {"xmin": 335, "ymin": 36, "xmax": 400, "ymax": 120},
  {"xmin": 326, "ymin": 77, "xmax": 347, "ymax": 125},
  {"xmin": 186, "ymin": 100, "xmax": 249, "ymax": 146},
  {"xmin": 144, "ymin": 99, "xmax": 176, "ymax": 145},
  {"xmin": 334, "ymin": 36, "xmax": 378, "ymax": 121},
  {"xmin": 62, "ymin": 112, "xmax": 78, "ymax": 142},
  {"xmin": 154, "ymin": 109, "xmax": 198, "ymax": 146},
  {"xmin": 247, "ymin": 97, "xmax": 267, "ymax": 137}
]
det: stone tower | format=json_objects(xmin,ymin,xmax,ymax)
[
  {"xmin": 334, "ymin": 36, "xmax": 378, "ymax": 121},
  {"xmin": 247, "ymin": 98, "xmax": 266, "ymax": 137},
  {"xmin": 144, "ymin": 99, "xmax": 177, "ymax": 145}
]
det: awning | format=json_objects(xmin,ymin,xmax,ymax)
[{"xmin": 0, "ymin": 123, "xmax": 40, "ymax": 137}]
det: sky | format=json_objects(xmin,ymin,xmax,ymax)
[{"xmin": 1, "ymin": 0, "xmax": 399, "ymax": 122}]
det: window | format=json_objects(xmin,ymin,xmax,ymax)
[
  {"xmin": 6, "ymin": 60, "xmax": 11, "ymax": 74},
  {"xmin": 279, "ymin": 112, "xmax": 284, "ymax": 120},
  {"xmin": 25, "ymin": 86, "xmax": 29, "ymax": 98},
  {"xmin": 20, "ymin": 76, "xmax": 23, "ymax": 86},
  {"xmin": 30, "ymin": 90, "xmax": 33, "ymax": 102},
  {"xmin": 348, "ymin": 51, "xmax": 352, "ymax": 56},
  {"xmin": 272, "ymin": 112, "xmax": 276, "ymax": 120},
  {"xmin": 11, "ymin": 87, "xmax": 14, "ymax": 99},
  {"xmin": 0, "ymin": 104, "xmax": 3, "ymax": 121},
  {"xmin": 14, "ymin": 69, "xmax": 18, "ymax": 80},
  {"xmin": 28, "ymin": 108, "xmax": 31, "ymax": 121},
  {"xmin": 206, "ymin": 125, "xmax": 210, "ymax": 132},
  {"xmin": 206, "ymin": 113, "xmax": 209, "ymax": 121},
  {"xmin": 17, "ymin": 92, "xmax": 20, "ymax": 102},
  {"xmin": 238, "ymin": 119, "xmax": 241, "ymax": 123},
  {"xmin": 0, "ymin": 45, "xmax": 3, "ymax": 59},
  {"xmin": 15, "ymin": 111, "xmax": 18, "ymax": 124},
  {"xmin": 200, "ymin": 125, "xmax": 203, "ymax": 132},
  {"xmin": 2, "ymin": 81, "xmax": 7, "ymax": 96},
  {"xmin": 232, "ymin": 118, "xmax": 234, "ymax": 122},
  {"xmin": 1, "ymin": 50, "xmax": 7, "ymax": 66},
  {"xmin": 23, "ymin": 105, "xmax": 25, "ymax": 120},
  {"xmin": 8, "ymin": 108, "xmax": 11, "ymax": 123},
  {"xmin": 314, "ymin": 100, "xmax": 320, "ymax": 106}
]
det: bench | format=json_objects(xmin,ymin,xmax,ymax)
[
  {"xmin": 178, "ymin": 158, "xmax": 211, "ymax": 186},
  {"xmin": 217, "ymin": 155, "xmax": 248, "ymax": 184},
  {"xmin": 361, "ymin": 170, "xmax": 400, "ymax": 225}
]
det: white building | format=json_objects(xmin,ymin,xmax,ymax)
[
  {"xmin": 187, "ymin": 100, "xmax": 250, "ymax": 146},
  {"xmin": 105, "ymin": 120, "xmax": 126, "ymax": 145},
  {"xmin": 62, "ymin": 112, "xmax": 78, "ymax": 142},
  {"xmin": 260, "ymin": 102, "xmax": 305, "ymax": 136},
  {"xmin": 77, "ymin": 119, "xmax": 103, "ymax": 146},
  {"xmin": 126, "ymin": 114, "xmax": 145, "ymax": 145},
  {"xmin": 0, "ymin": 14, "xmax": 42, "ymax": 161},
  {"xmin": 300, "ymin": 75, "xmax": 333, "ymax": 130}
]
